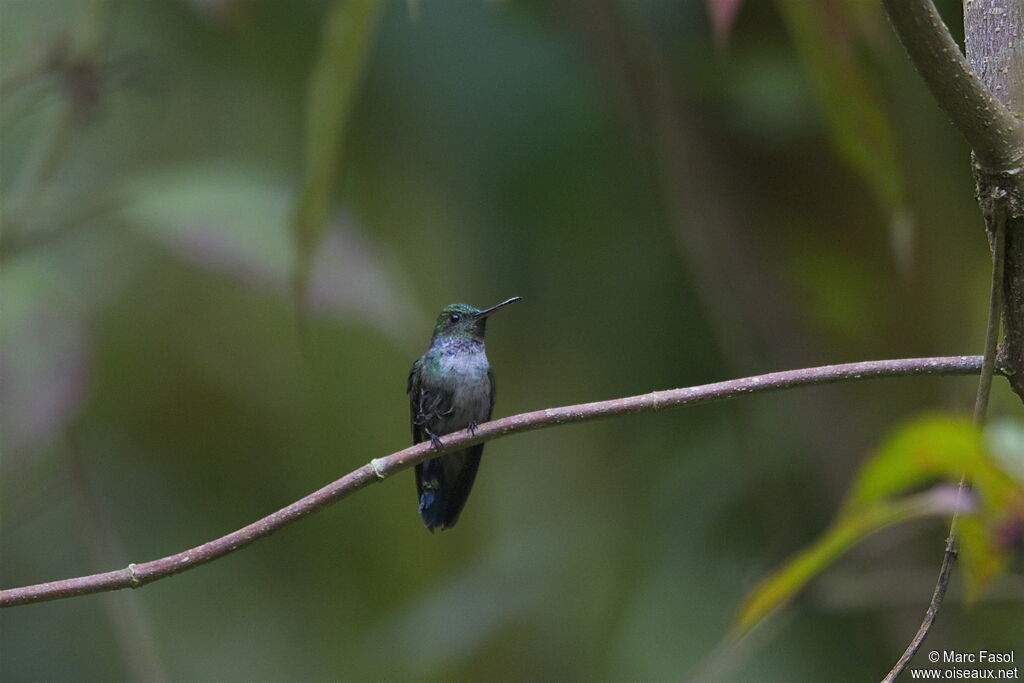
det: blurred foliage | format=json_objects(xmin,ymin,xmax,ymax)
[
  {"xmin": 290, "ymin": 0, "xmax": 382, "ymax": 311},
  {"xmin": 1, "ymin": 1, "xmax": 1022, "ymax": 681},
  {"xmin": 776, "ymin": 1, "xmax": 912, "ymax": 270},
  {"xmin": 737, "ymin": 416, "xmax": 1024, "ymax": 635}
]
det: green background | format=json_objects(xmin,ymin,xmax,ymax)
[{"xmin": 1, "ymin": 1, "xmax": 1021, "ymax": 680}]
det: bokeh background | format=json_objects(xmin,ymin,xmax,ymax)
[{"xmin": 2, "ymin": 1, "xmax": 1021, "ymax": 681}]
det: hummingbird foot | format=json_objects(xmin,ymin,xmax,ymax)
[
  {"xmin": 467, "ymin": 421, "xmax": 479, "ymax": 437},
  {"xmin": 428, "ymin": 432, "xmax": 445, "ymax": 450}
]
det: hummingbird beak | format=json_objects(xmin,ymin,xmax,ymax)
[{"xmin": 474, "ymin": 297, "xmax": 521, "ymax": 318}]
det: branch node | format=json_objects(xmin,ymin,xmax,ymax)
[
  {"xmin": 944, "ymin": 534, "xmax": 959, "ymax": 558},
  {"xmin": 127, "ymin": 563, "xmax": 141, "ymax": 588},
  {"xmin": 369, "ymin": 458, "xmax": 387, "ymax": 480}
]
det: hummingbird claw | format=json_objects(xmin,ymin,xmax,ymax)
[
  {"xmin": 429, "ymin": 433, "xmax": 445, "ymax": 450},
  {"xmin": 467, "ymin": 421, "xmax": 478, "ymax": 437}
]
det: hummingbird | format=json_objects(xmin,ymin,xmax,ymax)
[{"xmin": 408, "ymin": 297, "xmax": 521, "ymax": 531}]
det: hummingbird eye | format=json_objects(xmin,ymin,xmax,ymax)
[{"xmin": 448, "ymin": 312, "xmax": 462, "ymax": 323}]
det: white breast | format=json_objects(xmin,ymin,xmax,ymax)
[{"xmin": 437, "ymin": 349, "xmax": 492, "ymax": 430}]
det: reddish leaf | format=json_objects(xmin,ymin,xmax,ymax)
[{"xmin": 707, "ymin": 0, "xmax": 744, "ymax": 48}]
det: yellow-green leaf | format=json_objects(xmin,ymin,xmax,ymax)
[
  {"xmin": 735, "ymin": 414, "xmax": 1023, "ymax": 637},
  {"xmin": 845, "ymin": 415, "xmax": 983, "ymax": 509},
  {"xmin": 734, "ymin": 492, "xmax": 948, "ymax": 637}
]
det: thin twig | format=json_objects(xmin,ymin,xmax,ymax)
[
  {"xmin": 973, "ymin": 205, "xmax": 1007, "ymax": 425},
  {"xmin": 882, "ymin": 215, "xmax": 1005, "ymax": 683},
  {"xmin": 881, "ymin": 536, "xmax": 960, "ymax": 683},
  {"xmin": 0, "ymin": 355, "xmax": 989, "ymax": 608}
]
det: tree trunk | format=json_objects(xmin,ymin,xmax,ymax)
[{"xmin": 964, "ymin": 0, "xmax": 1024, "ymax": 400}]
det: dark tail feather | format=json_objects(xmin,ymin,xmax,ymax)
[{"xmin": 415, "ymin": 446, "xmax": 483, "ymax": 531}]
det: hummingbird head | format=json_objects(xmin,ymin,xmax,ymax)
[{"xmin": 432, "ymin": 297, "xmax": 521, "ymax": 341}]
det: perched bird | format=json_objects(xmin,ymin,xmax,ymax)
[{"xmin": 408, "ymin": 297, "xmax": 520, "ymax": 531}]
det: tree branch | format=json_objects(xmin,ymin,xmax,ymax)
[
  {"xmin": 882, "ymin": 200, "xmax": 1007, "ymax": 683},
  {"xmin": 881, "ymin": 534, "xmax": 959, "ymax": 683},
  {"xmin": 882, "ymin": 0, "xmax": 1024, "ymax": 170},
  {"xmin": 964, "ymin": 0, "xmax": 1024, "ymax": 116},
  {"xmin": 964, "ymin": 1, "xmax": 1024, "ymax": 400},
  {"xmin": 974, "ymin": 204, "xmax": 1008, "ymax": 425},
  {"xmin": 881, "ymin": 3, "xmax": 1021, "ymax": 678},
  {"xmin": 1, "ymin": 355, "xmax": 989, "ymax": 608}
]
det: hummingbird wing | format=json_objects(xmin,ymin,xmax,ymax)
[
  {"xmin": 409, "ymin": 356, "xmax": 456, "ymax": 528},
  {"xmin": 407, "ymin": 358, "xmax": 424, "ymax": 444},
  {"xmin": 407, "ymin": 357, "xmax": 455, "ymax": 444}
]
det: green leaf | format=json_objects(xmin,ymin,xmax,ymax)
[
  {"xmin": 988, "ymin": 418, "xmax": 1024, "ymax": 483},
  {"xmin": 734, "ymin": 490, "xmax": 950, "ymax": 637},
  {"xmin": 961, "ymin": 421, "xmax": 1024, "ymax": 598},
  {"xmin": 291, "ymin": 0, "xmax": 384, "ymax": 310},
  {"xmin": 734, "ymin": 414, "xmax": 1023, "ymax": 637},
  {"xmin": 854, "ymin": 416, "xmax": 1022, "ymax": 599},
  {"xmin": 845, "ymin": 416, "xmax": 982, "ymax": 509}
]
